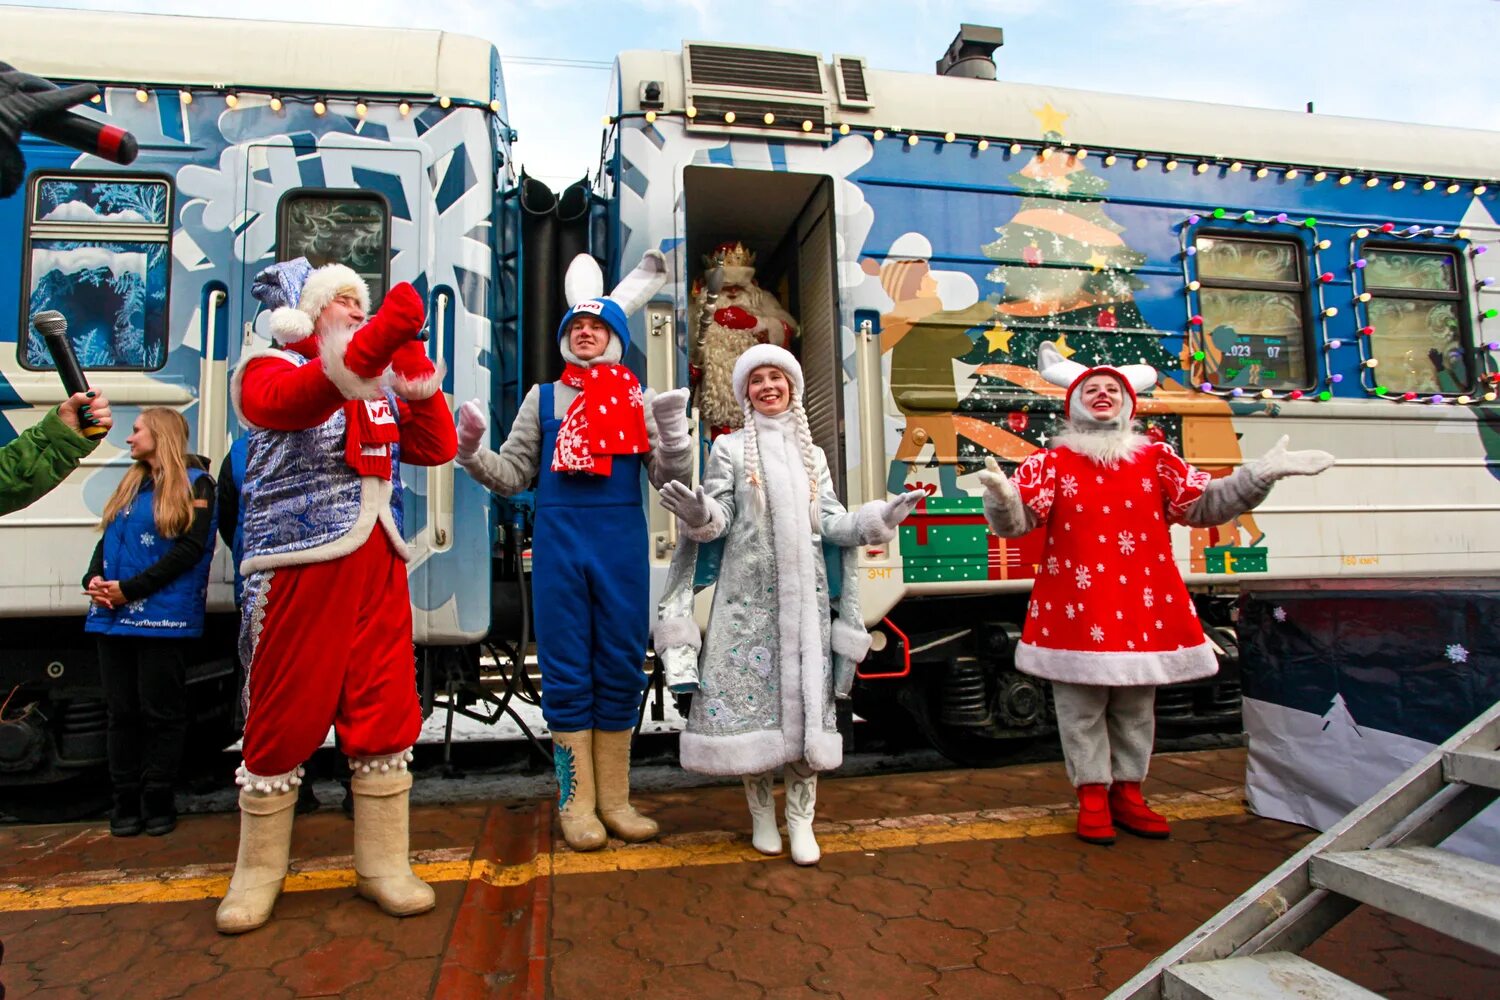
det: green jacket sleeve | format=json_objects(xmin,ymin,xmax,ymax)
[{"xmin": 0, "ymin": 407, "xmax": 98, "ymax": 517}]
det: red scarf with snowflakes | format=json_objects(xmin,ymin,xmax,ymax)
[
  {"xmin": 345, "ymin": 397, "xmax": 400, "ymax": 478},
  {"xmin": 551, "ymin": 363, "xmax": 649, "ymax": 476}
]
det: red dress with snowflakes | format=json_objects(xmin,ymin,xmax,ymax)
[{"xmin": 1010, "ymin": 441, "xmax": 1219, "ymax": 686}]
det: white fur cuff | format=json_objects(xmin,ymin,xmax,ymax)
[
  {"xmin": 830, "ymin": 618, "xmax": 873, "ymax": 662},
  {"xmin": 855, "ymin": 500, "xmax": 895, "ymax": 546},
  {"xmin": 653, "ymin": 616, "xmax": 702, "ymax": 652},
  {"xmin": 320, "ymin": 329, "xmax": 384, "ymax": 401},
  {"xmin": 384, "ymin": 359, "xmax": 446, "ymax": 401},
  {"xmin": 682, "ymin": 505, "xmax": 726, "ymax": 543}
]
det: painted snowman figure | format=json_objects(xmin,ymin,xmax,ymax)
[
  {"xmin": 982, "ymin": 341, "xmax": 1334, "ymax": 844},
  {"xmin": 454, "ymin": 251, "xmax": 692, "ymax": 850}
]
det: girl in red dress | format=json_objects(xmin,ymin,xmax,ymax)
[{"xmin": 982, "ymin": 342, "xmax": 1333, "ymax": 844}]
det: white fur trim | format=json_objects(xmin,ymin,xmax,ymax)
[
  {"xmin": 680, "ymin": 729, "xmax": 794, "ymax": 776},
  {"xmin": 383, "ymin": 359, "xmax": 446, "ymax": 401},
  {"xmin": 235, "ymin": 762, "xmax": 305, "ymax": 794},
  {"xmin": 607, "ymin": 249, "xmax": 668, "ymax": 316},
  {"xmin": 563, "ymin": 253, "xmax": 605, "ymax": 307},
  {"xmin": 348, "ymin": 748, "xmax": 415, "ymax": 775},
  {"xmin": 229, "ymin": 344, "xmax": 301, "ymax": 431},
  {"xmin": 732, "ymin": 344, "xmax": 804, "ymax": 405},
  {"xmin": 854, "ymin": 500, "xmax": 894, "ymax": 545},
  {"xmin": 319, "ymin": 323, "xmax": 384, "ymax": 401},
  {"xmin": 298, "ymin": 263, "xmax": 369, "ymax": 322},
  {"xmin": 240, "ymin": 478, "xmax": 410, "ymax": 574},
  {"xmin": 269, "ymin": 306, "xmax": 315, "ymax": 341},
  {"xmin": 1053, "ymin": 429, "xmax": 1150, "ymax": 469},
  {"xmin": 1015, "ymin": 639, "xmax": 1219, "ymax": 686},
  {"xmin": 681, "ymin": 502, "xmax": 726, "ymax": 543},
  {"xmin": 830, "ymin": 618, "xmax": 873, "ymax": 662},
  {"xmin": 802, "ymin": 730, "xmax": 844, "ymax": 773},
  {"xmin": 653, "ymin": 616, "xmax": 702, "ymax": 652}
]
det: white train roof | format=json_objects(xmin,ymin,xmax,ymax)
[
  {"xmin": 0, "ymin": 6, "xmax": 497, "ymax": 103},
  {"xmin": 616, "ymin": 49, "xmax": 1500, "ymax": 180}
]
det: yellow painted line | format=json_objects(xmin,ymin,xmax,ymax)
[{"xmin": 0, "ymin": 788, "xmax": 1245, "ymax": 913}]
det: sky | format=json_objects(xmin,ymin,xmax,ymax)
[{"xmin": 13, "ymin": 0, "xmax": 1500, "ymax": 190}]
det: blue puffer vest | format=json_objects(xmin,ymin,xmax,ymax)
[
  {"xmin": 238, "ymin": 350, "xmax": 405, "ymax": 573},
  {"xmin": 85, "ymin": 467, "xmax": 217, "ymax": 638}
]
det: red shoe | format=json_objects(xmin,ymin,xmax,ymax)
[
  {"xmin": 1075, "ymin": 784, "xmax": 1115, "ymax": 845},
  {"xmin": 1109, "ymin": 781, "xmax": 1170, "ymax": 839}
]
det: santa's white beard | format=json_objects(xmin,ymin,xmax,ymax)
[
  {"xmin": 312, "ymin": 316, "xmax": 361, "ymax": 352},
  {"xmin": 698, "ymin": 322, "xmax": 758, "ymax": 428},
  {"xmin": 1053, "ymin": 420, "xmax": 1149, "ymax": 468}
]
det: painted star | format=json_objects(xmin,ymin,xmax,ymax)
[
  {"xmin": 1085, "ymin": 251, "xmax": 1108, "ymax": 273},
  {"xmin": 1032, "ymin": 102, "xmax": 1070, "ymax": 137},
  {"xmin": 1054, "ymin": 334, "xmax": 1076, "ymax": 359},
  {"xmin": 984, "ymin": 321, "xmax": 1015, "ymax": 354}
]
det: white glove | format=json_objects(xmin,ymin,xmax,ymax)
[
  {"xmin": 650, "ymin": 387, "xmax": 691, "ymax": 448},
  {"xmin": 1246, "ymin": 435, "xmax": 1334, "ymax": 483},
  {"xmin": 456, "ymin": 399, "xmax": 487, "ymax": 460},
  {"xmin": 881, "ymin": 489, "xmax": 925, "ymax": 528},
  {"xmin": 979, "ymin": 457, "xmax": 1018, "ymax": 499},
  {"xmin": 660, "ymin": 480, "xmax": 714, "ymax": 528}
]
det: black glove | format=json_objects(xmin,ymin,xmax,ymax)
[
  {"xmin": 0, "ymin": 61, "xmax": 99, "ymax": 198},
  {"xmin": 673, "ymin": 691, "xmax": 694, "ymax": 719}
]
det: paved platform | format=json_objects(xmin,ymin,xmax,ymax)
[{"xmin": 0, "ymin": 748, "xmax": 1495, "ymax": 998}]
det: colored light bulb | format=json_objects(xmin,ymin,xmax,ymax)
[
  {"xmin": 1192, "ymin": 350, "xmax": 1206, "ymax": 361},
  {"xmin": 1189, "ymin": 314, "xmax": 1204, "ymax": 325},
  {"xmin": 1317, "ymin": 390, "xmax": 1332, "ymax": 401},
  {"xmin": 1212, "ymin": 208, "xmax": 1227, "ymax": 219},
  {"xmin": 1319, "ymin": 272, "xmax": 1334, "ymax": 283},
  {"xmin": 1329, "ymin": 373, "xmax": 1343, "ymax": 384},
  {"xmin": 1187, "ymin": 214, "xmax": 1201, "ymax": 225},
  {"xmin": 1380, "ymin": 223, "xmax": 1395, "ymax": 232},
  {"xmin": 1353, "ymin": 258, "xmax": 1367, "ymax": 269},
  {"xmin": 1199, "ymin": 382, "xmax": 1213, "ymax": 392},
  {"xmin": 1375, "ymin": 386, "xmax": 1388, "ymax": 395},
  {"xmin": 1289, "ymin": 389, "xmax": 1304, "ymax": 399},
  {"xmin": 1304, "ymin": 217, "xmax": 1317, "ymax": 227}
]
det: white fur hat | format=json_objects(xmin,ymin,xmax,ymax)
[
  {"xmin": 732, "ymin": 344, "xmax": 803, "ymax": 405},
  {"xmin": 251, "ymin": 258, "xmax": 370, "ymax": 342}
]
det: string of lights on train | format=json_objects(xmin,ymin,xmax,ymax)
[{"xmin": 95, "ymin": 89, "xmax": 505, "ymax": 120}]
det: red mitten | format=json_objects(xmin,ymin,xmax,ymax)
[
  {"xmin": 342, "ymin": 283, "xmax": 425, "ymax": 379},
  {"xmin": 713, "ymin": 305, "xmax": 756, "ymax": 330},
  {"xmin": 386, "ymin": 340, "xmax": 442, "ymax": 400}
]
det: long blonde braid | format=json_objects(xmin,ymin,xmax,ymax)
[
  {"xmin": 740, "ymin": 398, "xmax": 766, "ymax": 517},
  {"xmin": 789, "ymin": 397, "xmax": 822, "ymax": 530}
]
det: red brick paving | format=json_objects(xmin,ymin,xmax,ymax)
[{"xmin": 0, "ymin": 748, "xmax": 1496, "ymax": 998}]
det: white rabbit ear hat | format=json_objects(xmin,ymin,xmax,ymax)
[{"xmin": 1036, "ymin": 340, "xmax": 1157, "ymax": 421}]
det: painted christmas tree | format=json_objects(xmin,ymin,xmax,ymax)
[{"xmin": 958, "ymin": 103, "xmax": 1183, "ymax": 467}]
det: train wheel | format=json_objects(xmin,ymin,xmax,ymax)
[{"xmin": 899, "ymin": 675, "xmax": 1039, "ymax": 769}]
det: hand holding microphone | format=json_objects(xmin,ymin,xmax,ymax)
[
  {"xmin": 1, "ymin": 60, "xmax": 138, "ymax": 199},
  {"xmin": 33, "ymin": 310, "xmax": 109, "ymax": 439}
]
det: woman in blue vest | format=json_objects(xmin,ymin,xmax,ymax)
[{"xmin": 83, "ymin": 406, "xmax": 216, "ymax": 837}]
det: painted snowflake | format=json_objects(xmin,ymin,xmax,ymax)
[
  {"xmin": 1118, "ymin": 532, "xmax": 1136, "ymax": 556},
  {"xmin": 140, "ymin": 533, "xmax": 156, "ymax": 547},
  {"xmin": 1446, "ymin": 643, "xmax": 1469, "ymax": 664},
  {"xmin": 1273, "ymin": 606, "xmax": 1287, "ymax": 622},
  {"xmin": 1075, "ymin": 566, "xmax": 1092, "ymax": 590}
]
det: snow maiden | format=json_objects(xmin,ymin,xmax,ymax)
[
  {"xmin": 655, "ymin": 345, "xmax": 922, "ymax": 864},
  {"xmin": 981, "ymin": 341, "xmax": 1334, "ymax": 845}
]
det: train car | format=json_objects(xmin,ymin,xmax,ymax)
[
  {"xmin": 0, "ymin": 8, "xmax": 511, "ymax": 814},
  {"xmin": 598, "ymin": 30, "xmax": 1500, "ymax": 762}
]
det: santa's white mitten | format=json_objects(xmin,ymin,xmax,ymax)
[
  {"xmin": 660, "ymin": 480, "xmax": 713, "ymax": 528},
  {"xmin": 456, "ymin": 399, "xmax": 488, "ymax": 460},
  {"xmin": 881, "ymin": 489, "xmax": 925, "ymax": 529},
  {"xmin": 979, "ymin": 457, "xmax": 1018, "ymax": 499},
  {"xmin": 1246, "ymin": 435, "xmax": 1334, "ymax": 484},
  {"xmin": 650, "ymin": 387, "xmax": 691, "ymax": 450}
]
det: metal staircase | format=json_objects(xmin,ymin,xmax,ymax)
[{"xmin": 1111, "ymin": 699, "xmax": 1500, "ymax": 999}]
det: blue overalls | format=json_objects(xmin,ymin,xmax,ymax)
[{"xmin": 532, "ymin": 381, "xmax": 650, "ymax": 732}]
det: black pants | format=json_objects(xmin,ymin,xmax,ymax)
[{"xmin": 96, "ymin": 636, "xmax": 189, "ymax": 791}]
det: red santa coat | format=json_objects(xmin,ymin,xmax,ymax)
[{"xmin": 1010, "ymin": 440, "xmax": 1219, "ymax": 686}]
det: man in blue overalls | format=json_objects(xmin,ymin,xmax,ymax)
[{"xmin": 455, "ymin": 251, "xmax": 691, "ymax": 850}]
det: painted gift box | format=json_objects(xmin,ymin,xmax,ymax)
[
  {"xmin": 898, "ymin": 494, "xmax": 1044, "ymax": 583},
  {"xmin": 1204, "ymin": 544, "xmax": 1268, "ymax": 574}
]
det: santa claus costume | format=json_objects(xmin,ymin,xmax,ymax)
[
  {"xmin": 454, "ymin": 252, "xmax": 692, "ymax": 851},
  {"xmin": 690, "ymin": 242, "xmax": 798, "ymax": 436},
  {"xmin": 216, "ymin": 258, "xmax": 456, "ymax": 932},
  {"xmin": 982, "ymin": 342, "xmax": 1333, "ymax": 844}
]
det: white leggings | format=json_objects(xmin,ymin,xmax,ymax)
[{"xmin": 1050, "ymin": 681, "xmax": 1156, "ymax": 787}]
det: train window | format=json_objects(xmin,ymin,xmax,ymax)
[
  {"xmin": 277, "ymin": 190, "xmax": 391, "ymax": 309},
  {"xmin": 20, "ymin": 175, "xmax": 173, "ymax": 371},
  {"xmin": 1190, "ymin": 234, "xmax": 1311, "ymax": 391},
  {"xmin": 1362, "ymin": 247, "xmax": 1470, "ymax": 395}
]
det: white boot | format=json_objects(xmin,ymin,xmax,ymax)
[
  {"xmin": 215, "ymin": 765, "xmax": 300, "ymax": 934},
  {"xmin": 350, "ymin": 752, "xmax": 436, "ymax": 917},
  {"xmin": 784, "ymin": 760, "xmax": 820, "ymax": 866},
  {"xmin": 742, "ymin": 771, "xmax": 782, "ymax": 855}
]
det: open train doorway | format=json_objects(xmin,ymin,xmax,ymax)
[{"xmin": 681, "ymin": 166, "xmax": 845, "ymax": 497}]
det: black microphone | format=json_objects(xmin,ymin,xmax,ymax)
[
  {"xmin": 29, "ymin": 108, "xmax": 138, "ymax": 166},
  {"xmin": 32, "ymin": 310, "xmax": 106, "ymax": 439}
]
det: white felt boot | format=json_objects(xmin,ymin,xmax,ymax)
[
  {"xmin": 784, "ymin": 761, "xmax": 820, "ymax": 866},
  {"xmin": 593, "ymin": 729, "xmax": 659, "ymax": 843},
  {"xmin": 215, "ymin": 767, "xmax": 300, "ymax": 934},
  {"xmin": 743, "ymin": 771, "xmax": 782, "ymax": 855},
  {"xmin": 350, "ymin": 753, "xmax": 436, "ymax": 917},
  {"xmin": 552, "ymin": 730, "xmax": 607, "ymax": 851}
]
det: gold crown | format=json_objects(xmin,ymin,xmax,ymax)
[{"xmin": 706, "ymin": 241, "xmax": 755, "ymax": 269}]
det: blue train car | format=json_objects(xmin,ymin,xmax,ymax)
[{"xmin": 0, "ymin": 8, "xmax": 513, "ymax": 809}]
